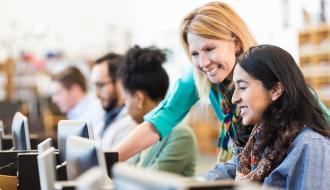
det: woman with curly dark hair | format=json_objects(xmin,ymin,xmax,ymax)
[
  {"xmin": 119, "ymin": 45, "xmax": 197, "ymax": 176},
  {"xmin": 224, "ymin": 44, "xmax": 330, "ymax": 189}
]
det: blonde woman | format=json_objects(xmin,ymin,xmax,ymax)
[{"xmin": 114, "ymin": 2, "xmax": 330, "ymax": 166}]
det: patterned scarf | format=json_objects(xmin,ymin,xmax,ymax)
[
  {"xmin": 236, "ymin": 125, "xmax": 280, "ymax": 182},
  {"xmin": 215, "ymin": 82, "xmax": 241, "ymax": 162}
]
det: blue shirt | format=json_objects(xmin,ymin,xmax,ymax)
[
  {"xmin": 205, "ymin": 128, "xmax": 330, "ymax": 190},
  {"xmin": 67, "ymin": 93, "xmax": 104, "ymax": 127}
]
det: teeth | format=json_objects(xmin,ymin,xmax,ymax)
[
  {"xmin": 207, "ymin": 67, "xmax": 219, "ymax": 76},
  {"xmin": 211, "ymin": 67, "xmax": 218, "ymax": 73},
  {"xmin": 240, "ymin": 107, "xmax": 247, "ymax": 115}
]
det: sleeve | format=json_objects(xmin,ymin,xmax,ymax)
[
  {"xmin": 144, "ymin": 69, "xmax": 199, "ymax": 139},
  {"xmin": 203, "ymin": 156, "xmax": 238, "ymax": 180},
  {"xmin": 148, "ymin": 126, "xmax": 197, "ymax": 177}
]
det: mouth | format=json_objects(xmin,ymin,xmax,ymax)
[
  {"xmin": 239, "ymin": 106, "xmax": 247, "ymax": 116},
  {"xmin": 204, "ymin": 65, "xmax": 222, "ymax": 77}
]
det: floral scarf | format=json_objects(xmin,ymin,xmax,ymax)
[{"xmin": 236, "ymin": 125, "xmax": 280, "ymax": 182}]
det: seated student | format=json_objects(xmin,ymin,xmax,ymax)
[
  {"xmin": 51, "ymin": 66, "xmax": 104, "ymax": 127},
  {"xmin": 118, "ymin": 45, "xmax": 197, "ymax": 177},
  {"xmin": 205, "ymin": 45, "xmax": 330, "ymax": 189},
  {"xmin": 91, "ymin": 53, "xmax": 137, "ymax": 150}
]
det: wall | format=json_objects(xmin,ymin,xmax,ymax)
[{"xmin": 0, "ymin": 0, "xmax": 329, "ymax": 83}]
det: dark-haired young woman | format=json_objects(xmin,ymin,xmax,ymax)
[
  {"xmin": 207, "ymin": 44, "xmax": 330, "ymax": 189},
  {"xmin": 118, "ymin": 45, "xmax": 197, "ymax": 177}
]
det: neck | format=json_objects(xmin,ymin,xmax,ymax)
[
  {"xmin": 74, "ymin": 91, "xmax": 87, "ymax": 105},
  {"xmin": 144, "ymin": 99, "xmax": 161, "ymax": 114}
]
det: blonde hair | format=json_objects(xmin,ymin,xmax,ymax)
[{"xmin": 180, "ymin": 2, "xmax": 257, "ymax": 100}]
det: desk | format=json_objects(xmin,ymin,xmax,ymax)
[
  {"xmin": 0, "ymin": 150, "xmax": 118, "ymax": 190},
  {"xmin": 0, "ymin": 175, "xmax": 17, "ymax": 190}
]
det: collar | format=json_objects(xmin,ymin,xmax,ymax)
[{"xmin": 67, "ymin": 94, "xmax": 89, "ymax": 119}]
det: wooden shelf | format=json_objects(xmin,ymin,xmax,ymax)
[{"xmin": 299, "ymin": 25, "xmax": 330, "ymax": 109}]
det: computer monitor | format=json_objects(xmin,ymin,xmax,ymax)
[
  {"xmin": 11, "ymin": 112, "xmax": 31, "ymax": 150},
  {"xmin": 76, "ymin": 166, "xmax": 113, "ymax": 190},
  {"xmin": 37, "ymin": 147, "xmax": 57, "ymax": 190},
  {"xmin": 65, "ymin": 136, "xmax": 107, "ymax": 180},
  {"xmin": 112, "ymin": 163, "xmax": 236, "ymax": 190},
  {"xmin": 57, "ymin": 120, "xmax": 94, "ymax": 163},
  {"xmin": 37, "ymin": 138, "xmax": 53, "ymax": 154}
]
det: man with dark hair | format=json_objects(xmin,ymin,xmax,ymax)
[
  {"xmin": 91, "ymin": 53, "xmax": 137, "ymax": 150},
  {"xmin": 51, "ymin": 66, "xmax": 104, "ymax": 127}
]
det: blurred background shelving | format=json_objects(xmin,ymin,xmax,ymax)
[
  {"xmin": 0, "ymin": 0, "xmax": 328, "ymax": 164},
  {"xmin": 299, "ymin": 24, "xmax": 330, "ymax": 109}
]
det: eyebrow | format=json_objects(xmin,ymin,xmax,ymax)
[
  {"xmin": 189, "ymin": 43, "xmax": 215, "ymax": 52},
  {"xmin": 235, "ymin": 79, "xmax": 248, "ymax": 84}
]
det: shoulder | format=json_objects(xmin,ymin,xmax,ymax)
[
  {"xmin": 108, "ymin": 107, "xmax": 137, "ymax": 130},
  {"xmin": 284, "ymin": 127, "xmax": 330, "ymax": 160},
  {"xmin": 265, "ymin": 128, "xmax": 330, "ymax": 188},
  {"xmin": 157, "ymin": 125, "xmax": 196, "ymax": 146},
  {"xmin": 171, "ymin": 125, "xmax": 195, "ymax": 138},
  {"xmin": 292, "ymin": 128, "xmax": 329, "ymax": 148}
]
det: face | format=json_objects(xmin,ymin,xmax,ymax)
[
  {"xmin": 123, "ymin": 90, "xmax": 144, "ymax": 124},
  {"xmin": 187, "ymin": 33, "xmax": 239, "ymax": 83},
  {"xmin": 91, "ymin": 62, "xmax": 118, "ymax": 112},
  {"xmin": 231, "ymin": 64, "xmax": 273, "ymax": 125},
  {"xmin": 51, "ymin": 81, "xmax": 76, "ymax": 113}
]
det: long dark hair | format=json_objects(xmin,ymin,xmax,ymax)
[
  {"xmin": 119, "ymin": 45, "xmax": 169, "ymax": 101},
  {"xmin": 238, "ymin": 44, "xmax": 330, "ymax": 166}
]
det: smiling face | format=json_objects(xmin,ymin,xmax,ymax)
[
  {"xmin": 231, "ymin": 64, "xmax": 274, "ymax": 126},
  {"xmin": 187, "ymin": 33, "xmax": 239, "ymax": 83}
]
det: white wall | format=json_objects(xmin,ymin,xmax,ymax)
[{"xmin": 0, "ymin": 0, "xmax": 329, "ymax": 84}]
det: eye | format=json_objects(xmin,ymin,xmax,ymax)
[
  {"xmin": 239, "ymin": 86, "xmax": 246, "ymax": 90},
  {"xmin": 206, "ymin": 47, "xmax": 215, "ymax": 52},
  {"xmin": 191, "ymin": 51, "xmax": 198, "ymax": 57}
]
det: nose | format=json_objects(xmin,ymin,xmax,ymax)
[
  {"xmin": 198, "ymin": 53, "xmax": 211, "ymax": 70},
  {"xmin": 51, "ymin": 95, "xmax": 58, "ymax": 104},
  {"xmin": 95, "ymin": 91, "xmax": 102, "ymax": 99},
  {"xmin": 231, "ymin": 88, "xmax": 241, "ymax": 104}
]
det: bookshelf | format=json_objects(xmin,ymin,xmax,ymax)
[{"xmin": 299, "ymin": 25, "xmax": 330, "ymax": 109}]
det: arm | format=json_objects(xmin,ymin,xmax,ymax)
[
  {"xmin": 204, "ymin": 155, "xmax": 238, "ymax": 180},
  {"xmin": 114, "ymin": 121, "xmax": 160, "ymax": 161},
  {"xmin": 148, "ymin": 126, "xmax": 197, "ymax": 177},
  {"xmin": 144, "ymin": 69, "xmax": 199, "ymax": 138},
  {"xmin": 114, "ymin": 69, "xmax": 199, "ymax": 161}
]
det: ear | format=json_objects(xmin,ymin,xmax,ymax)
[
  {"xmin": 270, "ymin": 82, "xmax": 284, "ymax": 101},
  {"xmin": 116, "ymin": 80, "xmax": 124, "ymax": 95},
  {"xmin": 134, "ymin": 90, "xmax": 145, "ymax": 109},
  {"xmin": 70, "ymin": 84, "xmax": 83, "ymax": 93},
  {"xmin": 234, "ymin": 38, "xmax": 242, "ymax": 55}
]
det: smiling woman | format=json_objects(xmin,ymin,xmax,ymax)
[
  {"xmin": 188, "ymin": 33, "xmax": 239, "ymax": 84},
  {"xmin": 223, "ymin": 44, "xmax": 330, "ymax": 189},
  {"xmin": 114, "ymin": 1, "xmax": 257, "ymax": 164},
  {"xmin": 232, "ymin": 65, "xmax": 277, "ymax": 126},
  {"xmin": 113, "ymin": 2, "xmax": 330, "ymax": 177}
]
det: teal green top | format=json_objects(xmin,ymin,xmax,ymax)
[
  {"xmin": 128, "ymin": 125, "xmax": 197, "ymax": 177},
  {"xmin": 144, "ymin": 69, "xmax": 199, "ymax": 139},
  {"xmin": 145, "ymin": 68, "xmax": 330, "ymax": 139}
]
